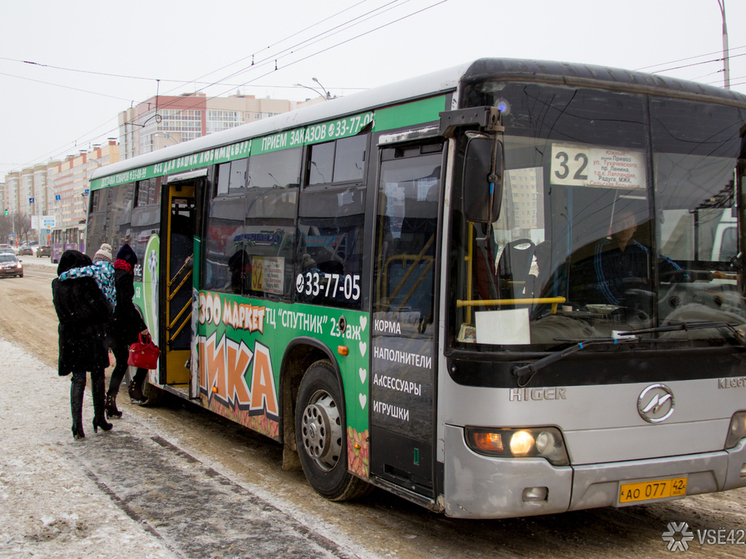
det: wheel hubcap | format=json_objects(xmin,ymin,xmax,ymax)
[{"xmin": 301, "ymin": 390, "xmax": 342, "ymax": 471}]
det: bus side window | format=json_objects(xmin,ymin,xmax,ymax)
[
  {"xmin": 297, "ymin": 135, "xmax": 367, "ymax": 309},
  {"xmin": 244, "ymin": 148, "xmax": 301, "ymax": 301},
  {"xmin": 297, "ymin": 186, "xmax": 365, "ymax": 309},
  {"xmin": 307, "ymin": 136, "xmax": 366, "ymax": 187},
  {"xmin": 204, "ymin": 160, "xmax": 248, "ymax": 293}
]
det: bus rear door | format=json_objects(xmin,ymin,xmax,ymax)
[{"xmin": 162, "ymin": 175, "xmax": 199, "ymax": 392}]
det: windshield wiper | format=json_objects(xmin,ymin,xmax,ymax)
[{"xmin": 512, "ymin": 321, "xmax": 745, "ymax": 387}]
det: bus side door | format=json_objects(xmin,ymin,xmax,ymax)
[{"xmin": 369, "ymin": 143, "xmax": 444, "ymax": 497}]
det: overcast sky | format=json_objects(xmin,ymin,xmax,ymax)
[{"xmin": 1, "ymin": 0, "xmax": 745, "ymax": 180}]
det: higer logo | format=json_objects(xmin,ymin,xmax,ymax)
[
  {"xmin": 637, "ymin": 384, "xmax": 675, "ymax": 423},
  {"xmin": 198, "ymin": 333, "xmax": 279, "ymax": 419}
]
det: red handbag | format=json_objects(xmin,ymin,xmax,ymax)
[{"xmin": 128, "ymin": 333, "xmax": 161, "ymax": 369}]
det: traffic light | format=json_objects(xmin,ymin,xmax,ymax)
[{"xmin": 3, "ymin": 208, "xmax": 7, "ymax": 216}]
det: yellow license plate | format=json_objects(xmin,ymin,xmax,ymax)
[{"xmin": 618, "ymin": 477, "xmax": 687, "ymax": 504}]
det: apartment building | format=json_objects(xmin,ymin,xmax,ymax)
[
  {"xmin": 118, "ymin": 92, "xmax": 321, "ymax": 159},
  {"xmin": 47, "ymin": 140, "xmax": 120, "ymax": 229}
]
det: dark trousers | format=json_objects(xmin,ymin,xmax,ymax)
[
  {"xmin": 108, "ymin": 342, "xmax": 147, "ymax": 396},
  {"xmin": 71, "ymin": 369, "xmax": 106, "ymax": 430}
]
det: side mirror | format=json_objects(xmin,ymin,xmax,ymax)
[{"xmin": 462, "ymin": 136, "xmax": 503, "ymax": 223}]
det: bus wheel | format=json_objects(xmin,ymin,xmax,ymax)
[{"xmin": 296, "ymin": 360, "xmax": 370, "ymax": 501}]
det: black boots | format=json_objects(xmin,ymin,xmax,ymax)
[
  {"xmin": 105, "ymin": 394, "xmax": 122, "ymax": 418},
  {"xmin": 71, "ymin": 375, "xmax": 86, "ymax": 440},
  {"xmin": 91, "ymin": 373, "xmax": 113, "ymax": 433},
  {"xmin": 128, "ymin": 380, "xmax": 145, "ymax": 403}
]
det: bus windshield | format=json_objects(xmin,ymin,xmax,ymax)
[{"xmin": 450, "ymin": 82, "xmax": 746, "ymax": 349}]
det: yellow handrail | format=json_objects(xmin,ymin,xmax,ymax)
[
  {"xmin": 457, "ymin": 296, "xmax": 566, "ymax": 314},
  {"xmin": 167, "ymin": 269, "xmax": 193, "ymax": 301}
]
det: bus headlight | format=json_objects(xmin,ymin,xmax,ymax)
[
  {"xmin": 725, "ymin": 411, "xmax": 746, "ymax": 449},
  {"xmin": 466, "ymin": 426, "xmax": 569, "ymax": 466},
  {"xmin": 509, "ymin": 430, "xmax": 534, "ymax": 455}
]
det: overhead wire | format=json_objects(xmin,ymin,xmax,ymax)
[
  {"xmin": 72, "ymin": 0, "xmax": 417, "ymax": 141},
  {"xmin": 134, "ymin": 0, "xmax": 444, "ymax": 124},
  {"xmin": 635, "ymin": 44, "xmax": 746, "ymax": 72},
  {"xmin": 83, "ymin": 0, "xmax": 445, "ymax": 149},
  {"xmin": 647, "ymin": 51, "xmax": 746, "ymax": 75},
  {"xmin": 150, "ymin": 0, "xmax": 415, "ymax": 111},
  {"xmin": 6, "ymin": 0, "xmax": 443, "ymax": 171},
  {"xmin": 0, "ymin": 70, "xmax": 133, "ymax": 102},
  {"xmin": 163, "ymin": 0, "xmax": 376, "ymax": 97}
]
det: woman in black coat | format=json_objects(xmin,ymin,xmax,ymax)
[
  {"xmin": 52, "ymin": 250, "xmax": 113, "ymax": 439},
  {"xmin": 105, "ymin": 243, "xmax": 149, "ymax": 417}
]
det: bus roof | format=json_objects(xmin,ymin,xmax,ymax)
[
  {"xmin": 92, "ymin": 57, "xmax": 746, "ymax": 182},
  {"xmin": 461, "ymin": 58, "xmax": 746, "ymax": 106}
]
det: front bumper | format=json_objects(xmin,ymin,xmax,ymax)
[
  {"xmin": 0, "ymin": 267, "xmax": 22, "ymax": 276},
  {"xmin": 443, "ymin": 424, "xmax": 746, "ymax": 519}
]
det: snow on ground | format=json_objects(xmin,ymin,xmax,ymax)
[{"xmin": 0, "ymin": 338, "xmax": 178, "ymax": 559}]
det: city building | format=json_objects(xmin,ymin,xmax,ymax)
[
  {"xmin": 4, "ymin": 172, "xmax": 20, "ymax": 217},
  {"xmin": 118, "ymin": 93, "xmax": 322, "ymax": 159},
  {"xmin": 48, "ymin": 140, "xmax": 120, "ymax": 230}
]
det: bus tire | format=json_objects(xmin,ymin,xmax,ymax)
[{"xmin": 295, "ymin": 360, "xmax": 371, "ymax": 501}]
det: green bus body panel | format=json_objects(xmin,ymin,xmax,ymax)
[
  {"xmin": 196, "ymin": 292, "xmax": 371, "ymax": 479},
  {"xmin": 372, "ymin": 96, "xmax": 446, "ymax": 132},
  {"xmin": 90, "ymin": 96, "xmax": 446, "ymax": 191}
]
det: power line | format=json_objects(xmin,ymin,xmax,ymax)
[
  {"xmin": 124, "ymin": 0, "xmax": 444, "ymax": 126},
  {"xmin": 635, "ymin": 44, "xmax": 746, "ymax": 71},
  {"xmin": 0, "ymin": 55, "xmax": 172, "ymax": 83},
  {"xmin": 154, "ymin": 0, "xmax": 412, "ymax": 103},
  {"xmin": 8, "ymin": 0, "xmax": 435, "ymax": 171},
  {"xmin": 149, "ymin": 0, "xmax": 446, "ymax": 117},
  {"xmin": 0, "ymin": 55, "xmax": 369, "ymax": 91},
  {"xmin": 0, "ymin": 1, "xmax": 388, "ymax": 101},
  {"xmin": 0, "ymin": 71, "xmax": 133, "ymax": 102},
  {"xmin": 167, "ymin": 0, "xmax": 377, "ymax": 96},
  {"xmin": 647, "ymin": 51, "xmax": 746, "ymax": 75}
]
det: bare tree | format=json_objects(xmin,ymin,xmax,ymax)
[
  {"xmin": 13, "ymin": 214, "xmax": 32, "ymax": 245},
  {"xmin": 0, "ymin": 215, "xmax": 12, "ymax": 244}
]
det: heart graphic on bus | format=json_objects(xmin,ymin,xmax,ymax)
[
  {"xmin": 359, "ymin": 368, "xmax": 367, "ymax": 383},
  {"xmin": 359, "ymin": 341, "xmax": 367, "ymax": 357},
  {"xmin": 359, "ymin": 394, "xmax": 367, "ymax": 409},
  {"xmin": 359, "ymin": 316, "xmax": 367, "ymax": 332}
]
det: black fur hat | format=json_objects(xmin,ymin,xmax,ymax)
[{"xmin": 116, "ymin": 244, "xmax": 138, "ymax": 266}]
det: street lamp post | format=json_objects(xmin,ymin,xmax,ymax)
[
  {"xmin": 294, "ymin": 82, "xmax": 327, "ymax": 100},
  {"xmin": 718, "ymin": 0, "xmax": 731, "ymax": 89},
  {"xmin": 312, "ymin": 77, "xmax": 331, "ymax": 100},
  {"xmin": 152, "ymin": 132, "xmax": 179, "ymax": 150}
]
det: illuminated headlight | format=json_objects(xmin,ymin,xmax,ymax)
[
  {"xmin": 466, "ymin": 426, "xmax": 569, "ymax": 466},
  {"xmin": 725, "ymin": 411, "xmax": 746, "ymax": 448}
]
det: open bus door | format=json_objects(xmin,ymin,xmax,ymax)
[{"xmin": 161, "ymin": 174, "xmax": 199, "ymax": 394}]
